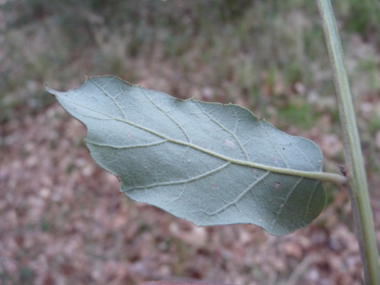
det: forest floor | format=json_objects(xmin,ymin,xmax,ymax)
[{"xmin": 1, "ymin": 2, "xmax": 380, "ymax": 284}]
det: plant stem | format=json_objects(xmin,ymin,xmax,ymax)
[{"xmin": 317, "ymin": 0, "xmax": 380, "ymax": 283}]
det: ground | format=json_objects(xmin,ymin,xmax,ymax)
[{"xmin": 1, "ymin": 1, "xmax": 380, "ymax": 284}]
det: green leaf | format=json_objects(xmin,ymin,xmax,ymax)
[{"xmin": 47, "ymin": 75, "xmax": 329, "ymax": 236}]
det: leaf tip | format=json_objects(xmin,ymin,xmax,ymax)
[{"xmin": 45, "ymin": 84, "xmax": 56, "ymax": 97}]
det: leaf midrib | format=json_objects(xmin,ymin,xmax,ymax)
[{"xmin": 57, "ymin": 95, "xmax": 346, "ymax": 185}]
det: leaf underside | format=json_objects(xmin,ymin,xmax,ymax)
[{"xmin": 47, "ymin": 75, "xmax": 326, "ymax": 236}]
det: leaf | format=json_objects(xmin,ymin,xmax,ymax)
[{"xmin": 47, "ymin": 75, "xmax": 327, "ymax": 236}]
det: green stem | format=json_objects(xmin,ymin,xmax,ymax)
[{"xmin": 317, "ymin": 0, "xmax": 380, "ymax": 284}]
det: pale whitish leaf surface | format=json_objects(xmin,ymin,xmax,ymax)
[{"xmin": 47, "ymin": 76, "xmax": 326, "ymax": 236}]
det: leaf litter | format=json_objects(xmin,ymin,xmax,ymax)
[
  {"xmin": 1, "ymin": 2, "xmax": 380, "ymax": 283},
  {"xmin": 0, "ymin": 102, "xmax": 368, "ymax": 285}
]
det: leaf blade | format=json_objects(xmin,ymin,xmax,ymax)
[{"xmin": 47, "ymin": 75, "xmax": 328, "ymax": 235}]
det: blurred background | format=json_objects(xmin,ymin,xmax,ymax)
[{"xmin": 1, "ymin": 0, "xmax": 379, "ymax": 284}]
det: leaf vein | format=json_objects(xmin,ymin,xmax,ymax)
[
  {"xmin": 206, "ymin": 172, "xmax": 270, "ymax": 216},
  {"xmin": 302, "ymin": 180, "xmax": 322, "ymax": 223},
  {"xmin": 296, "ymin": 141, "xmax": 320, "ymax": 171},
  {"xmin": 57, "ymin": 96, "xmax": 345, "ymax": 185},
  {"xmin": 260, "ymin": 120, "xmax": 290, "ymax": 168},
  {"xmin": 89, "ymin": 78, "xmax": 127, "ymax": 119},
  {"xmin": 270, "ymin": 177, "xmax": 303, "ymax": 231},
  {"xmin": 86, "ymin": 139, "xmax": 167, "ymax": 149},
  {"xmin": 195, "ymin": 101, "xmax": 250, "ymax": 161},
  {"xmin": 140, "ymin": 87, "xmax": 191, "ymax": 143},
  {"xmin": 123, "ymin": 162, "xmax": 231, "ymax": 191}
]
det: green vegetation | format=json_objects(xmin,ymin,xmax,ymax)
[{"xmin": 2, "ymin": 1, "xmax": 379, "ymax": 125}]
